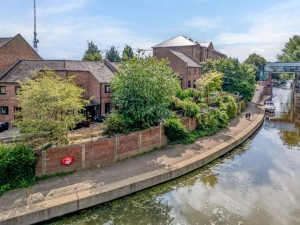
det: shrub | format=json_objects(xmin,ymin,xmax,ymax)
[
  {"xmin": 103, "ymin": 112, "xmax": 131, "ymax": 135},
  {"xmin": 173, "ymin": 99, "xmax": 200, "ymax": 118},
  {"xmin": 204, "ymin": 110, "xmax": 219, "ymax": 129},
  {"xmin": 164, "ymin": 118, "xmax": 190, "ymax": 142},
  {"xmin": 223, "ymin": 95, "xmax": 238, "ymax": 119},
  {"xmin": 216, "ymin": 110, "xmax": 229, "ymax": 128},
  {"xmin": 176, "ymin": 88, "xmax": 201, "ymax": 103},
  {"xmin": 239, "ymin": 100, "xmax": 247, "ymax": 112},
  {"xmin": 0, "ymin": 144, "xmax": 37, "ymax": 194}
]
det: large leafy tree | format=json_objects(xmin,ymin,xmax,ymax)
[
  {"xmin": 196, "ymin": 71, "xmax": 223, "ymax": 104},
  {"xmin": 244, "ymin": 53, "xmax": 267, "ymax": 73},
  {"xmin": 110, "ymin": 57, "xmax": 180, "ymax": 129},
  {"xmin": 202, "ymin": 58, "xmax": 256, "ymax": 101},
  {"xmin": 106, "ymin": 46, "xmax": 121, "ymax": 62},
  {"xmin": 122, "ymin": 44, "xmax": 134, "ymax": 61},
  {"xmin": 15, "ymin": 70, "xmax": 88, "ymax": 145},
  {"xmin": 82, "ymin": 41, "xmax": 102, "ymax": 61},
  {"xmin": 277, "ymin": 35, "xmax": 300, "ymax": 62}
]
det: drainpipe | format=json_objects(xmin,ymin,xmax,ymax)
[{"xmin": 100, "ymin": 83, "xmax": 102, "ymax": 116}]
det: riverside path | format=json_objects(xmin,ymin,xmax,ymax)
[{"xmin": 0, "ymin": 85, "xmax": 265, "ymax": 225}]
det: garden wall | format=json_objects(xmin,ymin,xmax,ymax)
[{"xmin": 36, "ymin": 118, "xmax": 195, "ymax": 176}]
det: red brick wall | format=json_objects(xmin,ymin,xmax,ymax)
[
  {"xmin": 0, "ymin": 34, "xmax": 41, "ymax": 75},
  {"xmin": 35, "ymin": 150, "xmax": 43, "ymax": 177},
  {"xmin": 263, "ymin": 86, "xmax": 272, "ymax": 95},
  {"xmin": 117, "ymin": 132, "xmax": 140, "ymax": 160},
  {"xmin": 181, "ymin": 117, "xmax": 198, "ymax": 132},
  {"xmin": 45, "ymin": 145, "xmax": 82, "ymax": 175},
  {"xmin": 85, "ymin": 138, "xmax": 115, "ymax": 168},
  {"xmin": 35, "ymin": 121, "xmax": 195, "ymax": 176},
  {"xmin": 140, "ymin": 126, "xmax": 161, "ymax": 153},
  {"xmin": 35, "ymin": 125, "xmax": 168, "ymax": 176}
]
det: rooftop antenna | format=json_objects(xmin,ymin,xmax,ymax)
[{"xmin": 33, "ymin": 0, "xmax": 39, "ymax": 52}]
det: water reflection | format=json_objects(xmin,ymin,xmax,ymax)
[
  {"xmin": 48, "ymin": 87, "xmax": 300, "ymax": 225},
  {"xmin": 199, "ymin": 171, "xmax": 219, "ymax": 188}
]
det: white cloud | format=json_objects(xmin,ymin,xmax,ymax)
[
  {"xmin": 34, "ymin": 16, "xmax": 158, "ymax": 59},
  {"xmin": 214, "ymin": 0, "xmax": 300, "ymax": 62},
  {"xmin": 38, "ymin": 0, "xmax": 91, "ymax": 15},
  {"xmin": 184, "ymin": 17, "xmax": 223, "ymax": 29}
]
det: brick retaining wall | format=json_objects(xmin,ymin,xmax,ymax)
[{"xmin": 36, "ymin": 118, "xmax": 196, "ymax": 176}]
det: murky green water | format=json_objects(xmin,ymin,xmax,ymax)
[{"xmin": 47, "ymin": 86, "xmax": 300, "ymax": 225}]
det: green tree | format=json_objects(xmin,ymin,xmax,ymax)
[
  {"xmin": 106, "ymin": 46, "xmax": 121, "ymax": 62},
  {"xmin": 277, "ymin": 35, "xmax": 300, "ymax": 62},
  {"xmin": 202, "ymin": 58, "xmax": 256, "ymax": 101},
  {"xmin": 196, "ymin": 71, "xmax": 223, "ymax": 104},
  {"xmin": 244, "ymin": 53, "xmax": 267, "ymax": 77},
  {"xmin": 15, "ymin": 70, "xmax": 88, "ymax": 145},
  {"xmin": 82, "ymin": 41, "xmax": 102, "ymax": 61},
  {"xmin": 122, "ymin": 44, "xmax": 134, "ymax": 61},
  {"xmin": 110, "ymin": 57, "xmax": 180, "ymax": 129}
]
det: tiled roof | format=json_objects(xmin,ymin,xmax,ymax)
[
  {"xmin": 152, "ymin": 36, "xmax": 197, "ymax": 48},
  {"xmin": 199, "ymin": 42, "xmax": 212, "ymax": 48},
  {"xmin": 169, "ymin": 50, "xmax": 201, "ymax": 68},
  {"xmin": 66, "ymin": 61, "xmax": 115, "ymax": 83},
  {"xmin": 0, "ymin": 60, "xmax": 115, "ymax": 83},
  {"xmin": 0, "ymin": 37, "xmax": 13, "ymax": 48}
]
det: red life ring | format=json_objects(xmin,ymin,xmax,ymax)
[{"xmin": 62, "ymin": 156, "xmax": 74, "ymax": 165}]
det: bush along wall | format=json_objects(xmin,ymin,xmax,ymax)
[{"xmin": 0, "ymin": 144, "xmax": 37, "ymax": 195}]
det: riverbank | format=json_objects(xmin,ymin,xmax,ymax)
[{"xmin": 0, "ymin": 87, "xmax": 266, "ymax": 225}]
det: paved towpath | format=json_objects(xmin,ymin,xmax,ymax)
[{"xmin": 0, "ymin": 85, "xmax": 266, "ymax": 224}]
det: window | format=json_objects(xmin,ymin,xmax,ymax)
[
  {"xmin": 194, "ymin": 68, "xmax": 196, "ymax": 74},
  {"xmin": 193, "ymin": 80, "xmax": 196, "ymax": 89},
  {"xmin": 0, "ymin": 86, "xmax": 6, "ymax": 94},
  {"xmin": 188, "ymin": 80, "xmax": 191, "ymax": 88},
  {"xmin": 1, "ymin": 106, "xmax": 9, "ymax": 115},
  {"xmin": 105, "ymin": 85, "xmax": 110, "ymax": 93},
  {"xmin": 15, "ymin": 86, "xmax": 21, "ymax": 95}
]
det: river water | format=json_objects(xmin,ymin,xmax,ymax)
[{"xmin": 47, "ymin": 87, "xmax": 300, "ymax": 225}]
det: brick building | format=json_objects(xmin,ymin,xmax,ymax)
[
  {"xmin": 0, "ymin": 34, "xmax": 42, "ymax": 75},
  {"xmin": 152, "ymin": 35, "xmax": 226, "ymax": 89},
  {"xmin": 0, "ymin": 60, "xmax": 115, "ymax": 122}
]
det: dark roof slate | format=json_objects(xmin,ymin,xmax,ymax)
[
  {"xmin": 169, "ymin": 50, "xmax": 201, "ymax": 68},
  {"xmin": 0, "ymin": 60, "xmax": 115, "ymax": 83},
  {"xmin": 0, "ymin": 37, "xmax": 13, "ymax": 48}
]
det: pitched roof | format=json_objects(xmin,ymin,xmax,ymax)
[
  {"xmin": 169, "ymin": 50, "xmax": 201, "ymax": 68},
  {"xmin": 0, "ymin": 37, "xmax": 13, "ymax": 48},
  {"xmin": 0, "ymin": 60, "xmax": 115, "ymax": 83},
  {"xmin": 152, "ymin": 35, "xmax": 197, "ymax": 48},
  {"xmin": 104, "ymin": 60, "xmax": 120, "ymax": 73},
  {"xmin": 199, "ymin": 42, "xmax": 212, "ymax": 48},
  {"xmin": 65, "ymin": 61, "xmax": 115, "ymax": 83}
]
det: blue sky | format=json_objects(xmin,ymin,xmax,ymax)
[{"xmin": 1, "ymin": 0, "xmax": 299, "ymax": 61}]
